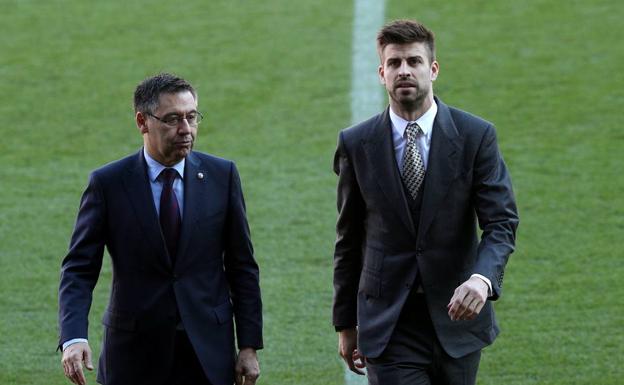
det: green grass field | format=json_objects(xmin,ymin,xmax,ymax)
[{"xmin": 1, "ymin": 0, "xmax": 622, "ymax": 384}]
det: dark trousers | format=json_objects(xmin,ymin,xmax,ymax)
[
  {"xmin": 366, "ymin": 292, "xmax": 481, "ymax": 385},
  {"xmin": 166, "ymin": 330, "xmax": 213, "ymax": 385}
]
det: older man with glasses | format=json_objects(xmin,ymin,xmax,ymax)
[{"xmin": 58, "ymin": 73, "xmax": 263, "ymax": 385}]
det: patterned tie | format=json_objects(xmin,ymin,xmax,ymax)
[
  {"xmin": 401, "ymin": 122, "xmax": 425, "ymax": 200},
  {"xmin": 159, "ymin": 168, "xmax": 181, "ymax": 262}
]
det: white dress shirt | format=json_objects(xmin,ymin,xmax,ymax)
[
  {"xmin": 390, "ymin": 101, "xmax": 437, "ymax": 171},
  {"xmin": 143, "ymin": 148, "xmax": 185, "ymax": 218}
]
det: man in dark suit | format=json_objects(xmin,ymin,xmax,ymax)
[
  {"xmin": 333, "ymin": 20, "xmax": 519, "ymax": 384},
  {"xmin": 59, "ymin": 73, "xmax": 263, "ymax": 385}
]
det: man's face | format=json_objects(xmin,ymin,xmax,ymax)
[
  {"xmin": 137, "ymin": 91, "xmax": 198, "ymax": 166},
  {"xmin": 378, "ymin": 42, "xmax": 439, "ymax": 109}
]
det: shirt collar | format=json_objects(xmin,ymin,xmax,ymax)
[
  {"xmin": 143, "ymin": 148, "xmax": 185, "ymax": 182},
  {"xmin": 389, "ymin": 99, "xmax": 438, "ymax": 139}
]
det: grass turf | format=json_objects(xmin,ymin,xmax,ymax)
[{"xmin": 0, "ymin": 0, "xmax": 622, "ymax": 384}]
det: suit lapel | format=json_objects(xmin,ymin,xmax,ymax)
[
  {"xmin": 362, "ymin": 108, "xmax": 416, "ymax": 237},
  {"xmin": 417, "ymin": 98, "xmax": 462, "ymax": 242},
  {"xmin": 175, "ymin": 152, "xmax": 204, "ymax": 266},
  {"xmin": 122, "ymin": 150, "xmax": 172, "ymax": 269},
  {"xmin": 175, "ymin": 151, "xmax": 229, "ymax": 271}
]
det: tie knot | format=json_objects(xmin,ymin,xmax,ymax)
[
  {"xmin": 405, "ymin": 122, "xmax": 422, "ymax": 143},
  {"xmin": 160, "ymin": 168, "xmax": 178, "ymax": 185}
]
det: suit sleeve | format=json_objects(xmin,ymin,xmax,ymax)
[
  {"xmin": 332, "ymin": 132, "xmax": 365, "ymax": 329},
  {"xmin": 471, "ymin": 124, "xmax": 519, "ymax": 300},
  {"xmin": 223, "ymin": 162, "xmax": 263, "ymax": 350},
  {"xmin": 58, "ymin": 172, "xmax": 106, "ymax": 348}
]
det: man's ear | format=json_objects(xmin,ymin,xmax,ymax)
[
  {"xmin": 378, "ymin": 64, "xmax": 385, "ymax": 85},
  {"xmin": 136, "ymin": 111, "xmax": 149, "ymax": 134},
  {"xmin": 430, "ymin": 60, "xmax": 439, "ymax": 81}
]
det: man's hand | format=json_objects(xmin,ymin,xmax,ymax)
[
  {"xmin": 235, "ymin": 348, "xmax": 260, "ymax": 385},
  {"xmin": 338, "ymin": 328, "xmax": 365, "ymax": 375},
  {"xmin": 61, "ymin": 342, "xmax": 93, "ymax": 385},
  {"xmin": 447, "ymin": 276, "xmax": 489, "ymax": 321}
]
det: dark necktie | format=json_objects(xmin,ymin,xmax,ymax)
[
  {"xmin": 401, "ymin": 122, "xmax": 425, "ymax": 200},
  {"xmin": 159, "ymin": 168, "xmax": 181, "ymax": 262}
]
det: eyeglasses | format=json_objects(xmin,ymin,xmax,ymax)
[{"xmin": 146, "ymin": 111, "xmax": 203, "ymax": 127}]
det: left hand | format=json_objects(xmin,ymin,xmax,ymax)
[
  {"xmin": 61, "ymin": 342, "xmax": 93, "ymax": 385},
  {"xmin": 447, "ymin": 276, "xmax": 489, "ymax": 321},
  {"xmin": 235, "ymin": 348, "xmax": 260, "ymax": 385}
]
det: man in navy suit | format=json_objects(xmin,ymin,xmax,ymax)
[
  {"xmin": 333, "ymin": 20, "xmax": 518, "ymax": 384},
  {"xmin": 59, "ymin": 73, "xmax": 263, "ymax": 385}
]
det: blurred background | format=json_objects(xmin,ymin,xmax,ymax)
[{"xmin": 0, "ymin": 0, "xmax": 622, "ymax": 384}]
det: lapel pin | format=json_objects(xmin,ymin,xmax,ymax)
[{"xmin": 197, "ymin": 172, "xmax": 204, "ymax": 180}]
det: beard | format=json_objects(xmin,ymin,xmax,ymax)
[{"xmin": 389, "ymin": 80, "xmax": 429, "ymax": 109}]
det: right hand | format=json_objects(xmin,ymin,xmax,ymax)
[
  {"xmin": 61, "ymin": 342, "xmax": 93, "ymax": 385},
  {"xmin": 338, "ymin": 328, "xmax": 365, "ymax": 375},
  {"xmin": 234, "ymin": 347, "xmax": 260, "ymax": 385}
]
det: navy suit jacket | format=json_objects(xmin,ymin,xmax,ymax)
[
  {"xmin": 59, "ymin": 150, "xmax": 262, "ymax": 385},
  {"xmin": 332, "ymin": 98, "xmax": 518, "ymax": 358}
]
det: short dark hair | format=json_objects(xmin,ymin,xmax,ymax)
[
  {"xmin": 377, "ymin": 19, "xmax": 436, "ymax": 63},
  {"xmin": 133, "ymin": 73, "xmax": 196, "ymax": 113}
]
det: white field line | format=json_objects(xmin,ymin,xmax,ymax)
[
  {"xmin": 350, "ymin": 0, "xmax": 386, "ymax": 124},
  {"xmin": 345, "ymin": 0, "xmax": 385, "ymax": 384}
]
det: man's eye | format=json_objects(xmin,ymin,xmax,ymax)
[
  {"xmin": 163, "ymin": 116, "xmax": 180, "ymax": 125},
  {"xmin": 186, "ymin": 113, "xmax": 197, "ymax": 121}
]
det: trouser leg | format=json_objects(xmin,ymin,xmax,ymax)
[{"xmin": 365, "ymin": 292, "xmax": 481, "ymax": 385}]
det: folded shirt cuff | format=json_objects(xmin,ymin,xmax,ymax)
[
  {"xmin": 62, "ymin": 338, "xmax": 88, "ymax": 351},
  {"xmin": 470, "ymin": 273, "xmax": 492, "ymax": 296}
]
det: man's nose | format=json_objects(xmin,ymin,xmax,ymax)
[
  {"xmin": 398, "ymin": 61, "xmax": 410, "ymax": 77},
  {"xmin": 177, "ymin": 118, "xmax": 192, "ymax": 133}
]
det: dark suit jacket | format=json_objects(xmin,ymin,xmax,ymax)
[
  {"xmin": 59, "ymin": 150, "xmax": 263, "ymax": 385},
  {"xmin": 332, "ymin": 98, "xmax": 518, "ymax": 359}
]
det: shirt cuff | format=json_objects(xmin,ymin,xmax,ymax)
[
  {"xmin": 62, "ymin": 338, "xmax": 88, "ymax": 351},
  {"xmin": 470, "ymin": 274, "xmax": 492, "ymax": 296}
]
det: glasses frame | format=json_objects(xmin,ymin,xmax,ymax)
[{"xmin": 146, "ymin": 111, "xmax": 203, "ymax": 127}]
